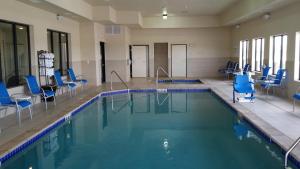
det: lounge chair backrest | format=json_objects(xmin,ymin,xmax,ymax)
[
  {"xmin": 0, "ymin": 82, "xmax": 12, "ymax": 104},
  {"xmin": 233, "ymin": 62, "xmax": 239, "ymax": 71},
  {"xmin": 67, "ymin": 68, "xmax": 77, "ymax": 81},
  {"xmin": 234, "ymin": 74, "xmax": 250, "ymax": 87},
  {"xmin": 274, "ymin": 69, "xmax": 286, "ymax": 84},
  {"xmin": 25, "ymin": 75, "xmax": 41, "ymax": 95},
  {"xmin": 261, "ymin": 66, "xmax": 271, "ymax": 80},
  {"xmin": 54, "ymin": 70, "xmax": 64, "ymax": 87},
  {"xmin": 243, "ymin": 64, "xmax": 250, "ymax": 74}
]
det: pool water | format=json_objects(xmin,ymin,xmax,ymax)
[{"xmin": 1, "ymin": 91, "xmax": 297, "ymax": 169}]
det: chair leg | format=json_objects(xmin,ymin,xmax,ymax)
[
  {"xmin": 53, "ymin": 95, "xmax": 56, "ymax": 106},
  {"xmin": 16, "ymin": 107, "xmax": 21, "ymax": 125},
  {"xmin": 29, "ymin": 106, "xmax": 32, "ymax": 119},
  {"xmin": 44, "ymin": 97, "xmax": 48, "ymax": 110},
  {"xmin": 294, "ymin": 99, "xmax": 296, "ymax": 112}
]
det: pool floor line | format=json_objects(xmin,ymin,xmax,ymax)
[{"xmin": 1, "ymin": 87, "xmax": 300, "ymax": 168}]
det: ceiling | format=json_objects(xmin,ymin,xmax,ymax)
[{"xmin": 83, "ymin": 0, "xmax": 239, "ymax": 16}]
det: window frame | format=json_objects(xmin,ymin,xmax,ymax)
[
  {"xmin": 0, "ymin": 19, "xmax": 32, "ymax": 88},
  {"xmin": 252, "ymin": 38, "xmax": 264, "ymax": 72},
  {"xmin": 271, "ymin": 34, "xmax": 287, "ymax": 74},
  {"xmin": 47, "ymin": 29, "xmax": 70, "ymax": 75}
]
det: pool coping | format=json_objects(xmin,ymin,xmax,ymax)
[{"xmin": 0, "ymin": 87, "xmax": 299, "ymax": 168}]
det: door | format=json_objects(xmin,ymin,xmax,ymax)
[
  {"xmin": 154, "ymin": 43, "xmax": 168, "ymax": 77},
  {"xmin": 132, "ymin": 45, "xmax": 148, "ymax": 77},
  {"xmin": 171, "ymin": 44, "xmax": 187, "ymax": 77},
  {"xmin": 100, "ymin": 42, "xmax": 106, "ymax": 83}
]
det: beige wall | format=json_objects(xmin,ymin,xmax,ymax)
[
  {"xmin": 131, "ymin": 28, "xmax": 232, "ymax": 77},
  {"xmin": 105, "ymin": 26, "xmax": 131, "ymax": 82},
  {"xmin": 0, "ymin": 0, "xmax": 82, "ymax": 115},
  {"xmin": 231, "ymin": 2, "xmax": 300, "ymax": 98}
]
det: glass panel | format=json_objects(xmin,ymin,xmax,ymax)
[
  {"xmin": 47, "ymin": 31, "xmax": 51, "ymax": 51},
  {"xmin": 274, "ymin": 36, "xmax": 282, "ymax": 74},
  {"xmin": 60, "ymin": 33, "xmax": 68, "ymax": 75},
  {"xmin": 243, "ymin": 41, "xmax": 247, "ymax": 67},
  {"xmin": 239, "ymin": 41, "xmax": 243, "ymax": 69},
  {"xmin": 52, "ymin": 32, "xmax": 60, "ymax": 71},
  {"xmin": 0, "ymin": 22, "xmax": 15, "ymax": 87},
  {"xmin": 282, "ymin": 35, "xmax": 288, "ymax": 69},
  {"xmin": 256, "ymin": 39, "xmax": 261, "ymax": 71},
  {"xmin": 16, "ymin": 25, "xmax": 30, "ymax": 84}
]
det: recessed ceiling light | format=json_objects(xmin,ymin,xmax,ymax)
[{"xmin": 18, "ymin": 27, "xmax": 24, "ymax": 30}]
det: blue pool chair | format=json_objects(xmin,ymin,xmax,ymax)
[
  {"xmin": 260, "ymin": 69, "xmax": 286, "ymax": 96},
  {"xmin": 0, "ymin": 82, "xmax": 32, "ymax": 123},
  {"xmin": 67, "ymin": 68, "xmax": 88, "ymax": 88},
  {"xmin": 25, "ymin": 75, "xmax": 56, "ymax": 109},
  {"xmin": 233, "ymin": 74, "xmax": 255, "ymax": 103},
  {"xmin": 225, "ymin": 62, "xmax": 239, "ymax": 79},
  {"xmin": 54, "ymin": 70, "xmax": 77, "ymax": 96},
  {"xmin": 218, "ymin": 61, "xmax": 232, "ymax": 73},
  {"xmin": 255, "ymin": 66, "xmax": 271, "ymax": 83},
  {"xmin": 242, "ymin": 64, "xmax": 251, "ymax": 75}
]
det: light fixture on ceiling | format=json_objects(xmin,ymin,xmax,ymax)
[
  {"xmin": 162, "ymin": 7, "xmax": 168, "ymax": 20},
  {"xmin": 263, "ymin": 13, "xmax": 271, "ymax": 20},
  {"xmin": 235, "ymin": 24, "xmax": 240, "ymax": 29},
  {"xmin": 56, "ymin": 14, "xmax": 64, "ymax": 21},
  {"xmin": 18, "ymin": 27, "xmax": 24, "ymax": 30}
]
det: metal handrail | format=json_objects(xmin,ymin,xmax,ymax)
[
  {"xmin": 284, "ymin": 136, "xmax": 300, "ymax": 168},
  {"xmin": 110, "ymin": 71, "xmax": 129, "ymax": 92},
  {"xmin": 156, "ymin": 66, "xmax": 172, "ymax": 84}
]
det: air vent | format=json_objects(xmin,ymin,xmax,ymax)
[{"xmin": 105, "ymin": 25, "xmax": 121, "ymax": 35}]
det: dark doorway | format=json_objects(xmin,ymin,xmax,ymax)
[
  {"xmin": 100, "ymin": 42, "xmax": 106, "ymax": 83},
  {"xmin": 154, "ymin": 43, "xmax": 168, "ymax": 77}
]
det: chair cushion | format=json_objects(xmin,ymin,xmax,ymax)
[
  {"xmin": 13, "ymin": 100, "xmax": 31, "ymax": 108},
  {"xmin": 293, "ymin": 93, "xmax": 300, "ymax": 100},
  {"xmin": 44, "ymin": 90, "xmax": 55, "ymax": 97},
  {"xmin": 65, "ymin": 83, "xmax": 76, "ymax": 89}
]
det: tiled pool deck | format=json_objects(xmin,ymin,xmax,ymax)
[{"xmin": 0, "ymin": 77, "xmax": 300, "ymax": 166}]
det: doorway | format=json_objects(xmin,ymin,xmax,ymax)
[
  {"xmin": 131, "ymin": 45, "xmax": 149, "ymax": 78},
  {"xmin": 171, "ymin": 44, "xmax": 187, "ymax": 77},
  {"xmin": 154, "ymin": 43, "xmax": 168, "ymax": 77},
  {"xmin": 100, "ymin": 42, "xmax": 106, "ymax": 83}
]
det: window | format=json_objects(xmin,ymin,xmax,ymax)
[
  {"xmin": 295, "ymin": 32, "xmax": 300, "ymax": 80},
  {"xmin": 269, "ymin": 34, "xmax": 287, "ymax": 74},
  {"xmin": 251, "ymin": 38, "xmax": 265, "ymax": 71},
  {"xmin": 47, "ymin": 30, "xmax": 69, "ymax": 75},
  {"xmin": 239, "ymin": 40, "xmax": 249, "ymax": 69},
  {"xmin": 0, "ymin": 20, "xmax": 31, "ymax": 88}
]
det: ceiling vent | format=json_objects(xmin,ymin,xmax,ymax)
[{"xmin": 105, "ymin": 25, "xmax": 121, "ymax": 35}]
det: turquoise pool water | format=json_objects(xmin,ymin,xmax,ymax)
[{"xmin": 1, "ymin": 91, "xmax": 297, "ymax": 169}]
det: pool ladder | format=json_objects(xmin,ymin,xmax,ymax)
[
  {"xmin": 110, "ymin": 71, "xmax": 130, "ymax": 112},
  {"xmin": 156, "ymin": 66, "xmax": 172, "ymax": 85},
  {"xmin": 284, "ymin": 136, "xmax": 300, "ymax": 169},
  {"xmin": 110, "ymin": 70, "xmax": 129, "ymax": 93}
]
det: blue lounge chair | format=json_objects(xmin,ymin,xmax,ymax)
[
  {"xmin": 225, "ymin": 62, "xmax": 239, "ymax": 79},
  {"xmin": 54, "ymin": 70, "xmax": 77, "ymax": 96},
  {"xmin": 293, "ymin": 92, "xmax": 300, "ymax": 112},
  {"xmin": 255, "ymin": 66, "xmax": 271, "ymax": 83},
  {"xmin": 25, "ymin": 75, "xmax": 56, "ymax": 109},
  {"xmin": 67, "ymin": 68, "xmax": 88, "ymax": 88},
  {"xmin": 233, "ymin": 74, "xmax": 255, "ymax": 103},
  {"xmin": 242, "ymin": 64, "xmax": 251, "ymax": 75},
  {"xmin": 218, "ymin": 61, "xmax": 233, "ymax": 73},
  {"xmin": 0, "ymin": 82, "xmax": 32, "ymax": 123},
  {"xmin": 260, "ymin": 69, "xmax": 286, "ymax": 95}
]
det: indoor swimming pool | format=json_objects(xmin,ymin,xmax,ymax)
[{"xmin": 0, "ymin": 90, "xmax": 298, "ymax": 169}]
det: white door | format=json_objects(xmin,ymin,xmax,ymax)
[
  {"xmin": 172, "ymin": 44, "xmax": 187, "ymax": 77},
  {"xmin": 132, "ymin": 46, "xmax": 148, "ymax": 77}
]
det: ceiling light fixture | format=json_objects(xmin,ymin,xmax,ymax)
[
  {"xmin": 162, "ymin": 7, "xmax": 168, "ymax": 20},
  {"xmin": 263, "ymin": 13, "xmax": 271, "ymax": 20},
  {"xmin": 235, "ymin": 24, "xmax": 240, "ymax": 29}
]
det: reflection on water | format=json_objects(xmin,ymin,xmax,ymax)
[{"xmin": 1, "ymin": 92, "xmax": 296, "ymax": 169}]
